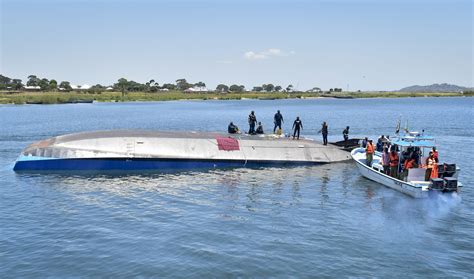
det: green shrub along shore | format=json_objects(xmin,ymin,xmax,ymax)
[{"xmin": 0, "ymin": 90, "xmax": 471, "ymax": 104}]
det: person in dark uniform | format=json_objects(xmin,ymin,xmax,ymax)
[
  {"xmin": 273, "ymin": 110, "xmax": 284, "ymax": 133},
  {"xmin": 362, "ymin": 137, "xmax": 368, "ymax": 148},
  {"xmin": 319, "ymin": 122, "xmax": 328, "ymax": 145},
  {"xmin": 343, "ymin": 126, "xmax": 350, "ymax": 141},
  {"xmin": 292, "ymin": 117, "xmax": 303, "ymax": 140},
  {"xmin": 256, "ymin": 122, "xmax": 264, "ymax": 134},
  {"xmin": 228, "ymin": 122, "xmax": 239, "ymax": 134},
  {"xmin": 248, "ymin": 111, "xmax": 257, "ymax": 135}
]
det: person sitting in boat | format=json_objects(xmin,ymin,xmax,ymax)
[
  {"xmin": 381, "ymin": 147, "xmax": 390, "ymax": 175},
  {"xmin": 424, "ymin": 151, "xmax": 438, "ymax": 181},
  {"xmin": 389, "ymin": 147, "xmax": 399, "ymax": 178},
  {"xmin": 292, "ymin": 117, "xmax": 303, "ymax": 140},
  {"xmin": 365, "ymin": 139, "xmax": 375, "ymax": 166},
  {"xmin": 343, "ymin": 126, "xmax": 350, "ymax": 141},
  {"xmin": 228, "ymin": 122, "xmax": 240, "ymax": 134},
  {"xmin": 256, "ymin": 122, "xmax": 264, "ymax": 134}
]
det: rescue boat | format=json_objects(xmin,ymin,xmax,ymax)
[
  {"xmin": 13, "ymin": 130, "xmax": 352, "ymax": 172},
  {"xmin": 351, "ymin": 132, "xmax": 462, "ymax": 198}
]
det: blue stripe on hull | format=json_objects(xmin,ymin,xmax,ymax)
[{"xmin": 13, "ymin": 158, "xmax": 320, "ymax": 171}]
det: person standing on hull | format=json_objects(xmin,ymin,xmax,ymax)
[
  {"xmin": 248, "ymin": 111, "xmax": 257, "ymax": 135},
  {"xmin": 292, "ymin": 117, "xmax": 303, "ymax": 140},
  {"xmin": 273, "ymin": 110, "xmax": 284, "ymax": 133},
  {"xmin": 318, "ymin": 121, "xmax": 329, "ymax": 145},
  {"xmin": 343, "ymin": 126, "xmax": 350, "ymax": 141}
]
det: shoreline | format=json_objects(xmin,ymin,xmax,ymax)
[{"xmin": 0, "ymin": 91, "xmax": 471, "ymax": 105}]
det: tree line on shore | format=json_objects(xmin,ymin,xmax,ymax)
[{"xmin": 0, "ymin": 74, "xmax": 314, "ymax": 93}]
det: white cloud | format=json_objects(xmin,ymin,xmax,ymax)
[
  {"xmin": 244, "ymin": 51, "xmax": 267, "ymax": 60},
  {"xmin": 266, "ymin": 48, "xmax": 282, "ymax": 55},
  {"xmin": 243, "ymin": 48, "xmax": 295, "ymax": 60}
]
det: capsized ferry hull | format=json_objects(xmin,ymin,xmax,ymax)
[{"xmin": 14, "ymin": 130, "xmax": 351, "ymax": 172}]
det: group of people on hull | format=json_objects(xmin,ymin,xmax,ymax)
[
  {"xmin": 364, "ymin": 135, "xmax": 440, "ymax": 182},
  {"xmin": 227, "ymin": 110, "xmax": 333, "ymax": 144}
]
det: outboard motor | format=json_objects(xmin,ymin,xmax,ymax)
[
  {"xmin": 444, "ymin": 177, "xmax": 458, "ymax": 192},
  {"xmin": 430, "ymin": 178, "xmax": 445, "ymax": 191},
  {"xmin": 437, "ymin": 164, "xmax": 445, "ymax": 178},
  {"xmin": 443, "ymin": 163, "xmax": 457, "ymax": 178}
]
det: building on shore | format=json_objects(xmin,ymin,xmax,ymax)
[
  {"xmin": 184, "ymin": 86, "xmax": 208, "ymax": 93},
  {"xmin": 23, "ymin": 86, "xmax": 41, "ymax": 91}
]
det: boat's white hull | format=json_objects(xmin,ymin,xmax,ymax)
[
  {"xmin": 353, "ymin": 152, "xmax": 429, "ymax": 198},
  {"xmin": 352, "ymin": 148, "xmax": 434, "ymax": 198}
]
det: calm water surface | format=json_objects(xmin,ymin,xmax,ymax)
[{"xmin": 1, "ymin": 98, "xmax": 473, "ymax": 277}]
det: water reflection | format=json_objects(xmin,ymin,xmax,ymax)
[
  {"xmin": 13, "ymin": 161, "xmax": 463, "ymax": 222},
  {"xmin": 14, "ymin": 165, "xmax": 349, "ymax": 209}
]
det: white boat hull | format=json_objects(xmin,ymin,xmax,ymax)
[{"xmin": 351, "ymin": 148, "xmax": 461, "ymax": 198}]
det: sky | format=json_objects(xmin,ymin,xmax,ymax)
[{"xmin": 0, "ymin": 0, "xmax": 472, "ymax": 91}]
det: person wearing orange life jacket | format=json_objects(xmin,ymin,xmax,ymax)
[
  {"xmin": 401, "ymin": 156, "xmax": 418, "ymax": 181},
  {"xmin": 404, "ymin": 157, "xmax": 417, "ymax": 169},
  {"xmin": 424, "ymin": 151, "xmax": 438, "ymax": 181},
  {"xmin": 389, "ymin": 148, "xmax": 399, "ymax": 178},
  {"xmin": 432, "ymin": 147, "xmax": 439, "ymax": 163},
  {"xmin": 365, "ymin": 139, "xmax": 375, "ymax": 166},
  {"xmin": 431, "ymin": 161, "xmax": 439, "ymax": 179}
]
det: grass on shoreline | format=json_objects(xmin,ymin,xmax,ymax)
[{"xmin": 0, "ymin": 90, "xmax": 470, "ymax": 104}]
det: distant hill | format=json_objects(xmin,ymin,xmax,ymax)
[{"xmin": 399, "ymin": 83, "xmax": 470, "ymax": 92}]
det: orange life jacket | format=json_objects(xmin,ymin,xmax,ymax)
[
  {"xmin": 366, "ymin": 143, "xmax": 375, "ymax": 154},
  {"xmin": 430, "ymin": 163, "xmax": 438, "ymax": 179},
  {"xmin": 389, "ymin": 152, "xmax": 399, "ymax": 167},
  {"xmin": 426, "ymin": 157, "xmax": 435, "ymax": 168},
  {"xmin": 404, "ymin": 159, "xmax": 415, "ymax": 169}
]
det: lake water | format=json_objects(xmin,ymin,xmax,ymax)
[{"xmin": 1, "ymin": 97, "xmax": 473, "ymax": 277}]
